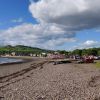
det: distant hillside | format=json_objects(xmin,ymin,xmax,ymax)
[
  {"xmin": 0, "ymin": 45, "xmax": 53, "ymax": 55},
  {"xmin": 0, "ymin": 45, "xmax": 100, "ymax": 56}
]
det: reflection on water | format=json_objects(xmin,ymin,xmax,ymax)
[{"xmin": 0, "ymin": 57, "xmax": 23, "ymax": 64}]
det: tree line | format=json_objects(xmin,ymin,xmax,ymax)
[
  {"xmin": 58, "ymin": 48, "xmax": 100, "ymax": 56},
  {"xmin": 0, "ymin": 45, "xmax": 53, "ymax": 56},
  {"xmin": 0, "ymin": 45, "xmax": 100, "ymax": 56}
]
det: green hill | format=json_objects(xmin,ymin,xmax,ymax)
[{"xmin": 0, "ymin": 45, "xmax": 53, "ymax": 56}]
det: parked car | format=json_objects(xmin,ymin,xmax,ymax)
[
  {"xmin": 94, "ymin": 56, "xmax": 99, "ymax": 60},
  {"xmin": 77, "ymin": 56, "xmax": 94, "ymax": 64}
]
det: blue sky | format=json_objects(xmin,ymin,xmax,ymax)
[
  {"xmin": 0, "ymin": 0, "xmax": 100, "ymax": 50},
  {"xmin": 0, "ymin": 0, "xmax": 36, "ymax": 29}
]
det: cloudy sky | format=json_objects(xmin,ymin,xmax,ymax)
[{"xmin": 0, "ymin": 0, "xmax": 100, "ymax": 50}]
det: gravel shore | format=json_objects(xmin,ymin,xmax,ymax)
[{"xmin": 0, "ymin": 59, "xmax": 100, "ymax": 100}]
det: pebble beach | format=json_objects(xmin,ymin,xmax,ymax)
[{"xmin": 0, "ymin": 58, "xmax": 100, "ymax": 100}]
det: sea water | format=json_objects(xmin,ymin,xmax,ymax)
[{"xmin": 0, "ymin": 57, "xmax": 23, "ymax": 64}]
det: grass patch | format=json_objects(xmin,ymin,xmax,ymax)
[{"xmin": 96, "ymin": 62, "xmax": 100, "ymax": 68}]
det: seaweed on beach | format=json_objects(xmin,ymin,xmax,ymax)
[{"xmin": 0, "ymin": 61, "xmax": 47, "ymax": 89}]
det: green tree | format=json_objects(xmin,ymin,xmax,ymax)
[
  {"xmin": 57, "ymin": 50, "xmax": 69, "ymax": 55},
  {"xmin": 98, "ymin": 50, "xmax": 100, "ymax": 56},
  {"xmin": 72, "ymin": 49, "xmax": 82, "ymax": 56}
]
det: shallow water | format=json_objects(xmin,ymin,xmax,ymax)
[{"xmin": 0, "ymin": 57, "xmax": 23, "ymax": 64}]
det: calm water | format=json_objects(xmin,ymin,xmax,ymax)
[{"xmin": 0, "ymin": 57, "xmax": 23, "ymax": 64}]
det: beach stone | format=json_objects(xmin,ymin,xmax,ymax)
[{"xmin": 0, "ymin": 60, "xmax": 100, "ymax": 100}]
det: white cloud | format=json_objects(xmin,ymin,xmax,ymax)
[
  {"xmin": 72, "ymin": 40, "xmax": 100, "ymax": 50},
  {"xmin": 29, "ymin": 0, "xmax": 100, "ymax": 31},
  {"xmin": 83, "ymin": 40, "xmax": 98, "ymax": 47},
  {"xmin": 96, "ymin": 29, "xmax": 100, "ymax": 33},
  {"xmin": 1, "ymin": 0, "xmax": 100, "ymax": 49},
  {"xmin": 29, "ymin": 0, "xmax": 100, "ymax": 49},
  {"xmin": 11, "ymin": 18, "xmax": 23, "ymax": 23},
  {"xmin": 0, "ymin": 23, "xmax": 76, "ymax": 49},
  {"xmin": 29, "ymin": 0, "xmax": 33, "ymax": 3}
]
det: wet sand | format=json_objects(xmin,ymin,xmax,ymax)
[
  {"xmin": 0, "ymin": 57, "xmax": 46, "ymax": 77},
  {"xmin": 0, "ymin": 59, "xmax": 100, "ymax": 100}
]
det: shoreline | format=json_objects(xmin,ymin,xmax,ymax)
[
  {"xmin": 0, "ymin": 57, "xmax": 47, "ymax": 78},
  {"xmin": 0, "ymin": 56, "xmax": 38, "ymax": 66}
]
